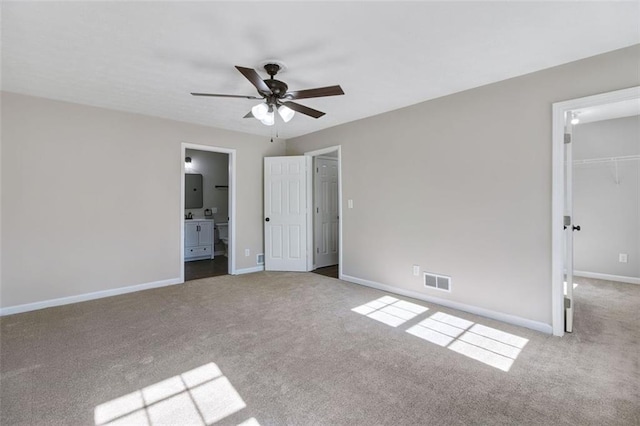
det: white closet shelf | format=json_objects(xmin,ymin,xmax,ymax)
[
  {"xmin": 573, "ymin": 154, "xmax": 639, "ymax": 184},
  {"xmin": 573, "ymin": 154, "xmax": 640, "ymax": 165}
]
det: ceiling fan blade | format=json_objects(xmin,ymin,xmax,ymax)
[
  {"xmin": 285, "ymin": 85, "xmax": 344, "ymax": 100},
  {"xmin": 191, "ymin": 92, "xmax": 262, "ymax": 99},
  {"xmin": 243, "ymin": 111, "xmax": 254, "ymax": 118},
  {"xmin": 282, "ymin": 101, "xmax": 325, "ymax": 119},
  {"xmin": 235, "ymin": 66, "xmax": 272, "ymax": 95}
]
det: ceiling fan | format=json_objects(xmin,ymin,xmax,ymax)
[{"xmin": 191, "ymin": 63, "xmax": 344, "ymax": 126}]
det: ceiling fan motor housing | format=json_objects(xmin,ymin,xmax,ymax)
[
  {"xmin": 262, "ymin": 63, "xmax": 288, "ymax": 103},
  {"xmin": 265, "ymin": 79, "xmax": 288, "ymax": 97}
]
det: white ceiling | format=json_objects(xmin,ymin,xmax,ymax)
[
  {"xmin": 574, "ymin": 99, "xmax": 640, "ymax": 124},
  {"xmin": 2, "ymin": 1, "xmax": 639, "ymax": 139}
]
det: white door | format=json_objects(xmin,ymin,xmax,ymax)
[
  {"xmin": 264, "ymin": 156, "xmax": 309, "ymax": 271},
  {"xmin": 564, "ymin": 114, "xmax": 575, "ymax": 332},
  {"xmin": 315, "ymin": 157, "xmax": 339, "ymax": 268}
]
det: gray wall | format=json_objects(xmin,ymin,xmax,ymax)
[
  {"xmin": 573, "ymin": 116, "xmax": 640, "ymax": 278},
  {"xmin": 287, "ymin": 45, "xmax": 640, "ymax": 327},
  {"xmin": 184, "ymin": 149, "xmax": 229, "ymax": 223},
  {"xmin": 1, "ymin": 92, "xmax": 285, "ymax": 308}
]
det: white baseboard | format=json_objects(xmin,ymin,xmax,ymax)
[
  {"xmin": 234, "ymin": 265, "xmax": 265, "ymax": 275},
  {"xmin": 340, "ymin": 273, "xmax": 553, "ymax": 335},
  {"xmin": 0, "ymin": 278, "xmax": 183, "ymax": 317},
  {"xmin": 574, "ymin": 270, "xmax": 640, "ymax": 285}
]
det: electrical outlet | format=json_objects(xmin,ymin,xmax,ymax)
[
  {"xmin": 412, "ymin": 265, "xmax": 420, "ymax": 276},
  {"xmin": 619, "ymin": 253, "xmax": 628, "ymax": 263},
  {"xmin": 212, "ymin": 207, "xmax": 218, "ymax": 214},
  {"xmin": 245, "ymin": 249, "xmax": 250, "ymax": 257}
]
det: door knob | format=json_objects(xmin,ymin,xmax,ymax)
[
  {"xmin": 265, "ymin": 217, "xmax": 270, "ymax": 222},
  {"xmin": 573, "ymin": 225, "xmax": 581, "ymax": 231}
]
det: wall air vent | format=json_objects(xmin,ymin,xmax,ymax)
[
  {"xmin": 424, "ymin": 272, "xmax": 451, "ymax": 292},
  {"xmin": 257, "ymin": 254, "xmax": 265, "ymax": 265}
]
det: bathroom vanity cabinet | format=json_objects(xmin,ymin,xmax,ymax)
[{"xmin": 185, "ymin": 219, "xmax": 214, "ymax": 261}]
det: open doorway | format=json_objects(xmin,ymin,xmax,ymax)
[
  {"xmin": 262, "ymin": 147, "xmax": 342, "ymax": 275},
  {"xmin": 181, "ymin": 143, "xmax": 236, "ymax": 282},
  {"xmin": 306, "ymin": 146, "xmax": 341, "ymax": 279},
  {"xmin": 572, "ymin": 107, "xmax": 639, "ymax": 285},
  {"xmin": 551, "ymin": 86, "xmax": 639, "ymax": 336}
]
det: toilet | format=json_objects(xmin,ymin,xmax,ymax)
[{"xmin": 216, "ymin": 222, "xmax": 229, "ymax": 255}]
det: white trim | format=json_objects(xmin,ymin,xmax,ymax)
[
  {"xmin": 307, "ymin": 156, "xmax": 314, "ymax": 270},
  {"xmin": 181, "ymin": 155, "xmax": 185, "ymax": 282},
  {"xmin": 341, "ymin": 274, "xmax": 553, "ymax": 335},
  {"xmin": 305, "ymin": 155, "xmax": 314, "ymax": 271},
  {"xmin": 235, "ymin": 266, "xmax": 265, "ymax": 275},
  {"xmin": 181, "ymin": 143, "xmax": 237, "ymax": 275},
  {"xmin": 574, "ymin": 270, "xmax": 640, "ymax": 285},
  {"xmin": 551, "ymin": 86, "xmax": 640, "ymax": 337},
  {"xmin": 304, "ymin": 145, "xmax": 342, "ymax": 276},
  {"xmin": 0, "ymin": 278, "xmax": 182, "ymax": 316}
]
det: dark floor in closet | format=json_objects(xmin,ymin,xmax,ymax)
[
  {"xmin": 184, "ymin": 256, "xmax": 228, "ymax": 281},
  {"xmin": 312, "ymin": 264, "xmax": 339, "ymax": 279}
]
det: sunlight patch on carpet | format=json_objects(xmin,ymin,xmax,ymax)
[
  {"xmin": 94, "ymin": 362, "xmax": 259, "ymax": 426},
  {"xmin": 351, "ymin": 296, "xmax": 429, "ymax": 327},
  {"xmin": 407, "ymin": 312, "xmax": 529, "ymax": 372}
]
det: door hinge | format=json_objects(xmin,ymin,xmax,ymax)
[
  {"xmin": 564, "ymin": 133, "xmax": 571, "ymax": 144},
  {"xmin": 564, "ymin": 215, "xmax": 571, "ymax": 227},
  {"xmin": 317, "ymin": 248, "xmax": 319, "ymax": 253},
  {"xmin": 317, "ymin": 207, "xmax": 319, "ymax": 213},
  {"xmin": 564, "ymin": 297, "xmax": 571, "ymax": 309}
]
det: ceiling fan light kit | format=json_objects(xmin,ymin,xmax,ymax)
[
  {"xmin": 251, "ymin": 103, "xmax": 269, "ymax": 120},
  {"xmin": 191, "ymin": 62, "xmax": 344, "ymax": 126},
  {"xmin": 261, "ymin": 108, "xmax": 275, "ymax": 126},
  {"xmin": 278, "ymin": 105, "xmax": 295, "ymax": 123}
]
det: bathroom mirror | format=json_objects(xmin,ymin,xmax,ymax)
[{"xmin": 185, "ymin": 173, "xmax": 203, "ymax": 208}]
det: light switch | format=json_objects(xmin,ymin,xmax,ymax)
[
  {"xmin": 212, "ymin": 207, "xmax": 218, "ymax": 214},
  {"xmin": 619, "ymin": 253, "xmax": 628, "ymax": 263},
  {"xmin": 348, "ymin": 199, "xmax": 353, "ymax": 209}
]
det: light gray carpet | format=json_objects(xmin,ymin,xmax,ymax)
[{"xmin": 1, "ymin": 273, "xmax": 638, "ymax": 425}]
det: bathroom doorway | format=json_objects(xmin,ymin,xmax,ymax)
[
  {"xmin": 306, "ymin": 146, "xmax": 341, "ymax": 279},
  {"xmin": 181, "ymin": 143, "xmax": 236, "ymax": 281}
]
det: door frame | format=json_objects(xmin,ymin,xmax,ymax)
[
  {"xmin": 180, "ymin": 142, "xmax": 237, "ymax": 280},
  {"xmin": 304, "ymin": 146, "xmax": 343, "ymax": 278},
  {"xmin": 313, "ymin": 156, "xmax": 340, "ymax": 269},
  {"xmin": 551, "ymin": 86, "xmax": 639, "ymax": 336}
]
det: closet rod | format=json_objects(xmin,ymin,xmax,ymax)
[{"xmin": 573, "ymin": 154, "xmax": 640, "ymax": 165}]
